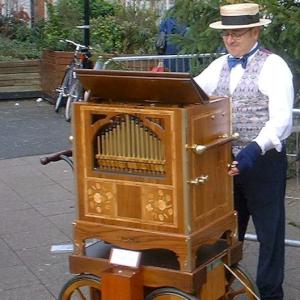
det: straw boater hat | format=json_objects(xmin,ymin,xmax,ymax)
[{"xmin": 209, "ymin": 3, "xmax": 271, "ymax": 30}]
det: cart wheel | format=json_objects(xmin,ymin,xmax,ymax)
[
  {"xmin": 224, "ymin": 264, "xmax": 260, "ymax": 300},
  {"xmin": 145, "ymin": 287, "xmax": 199, "ymax": 300},
  {"xmin": 58, "ymin": 274, "xmax": 101, "ymax": 300}
]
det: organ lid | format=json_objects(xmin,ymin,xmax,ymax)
[{"xmin": 76, "ymin": 69, "xmax": 209, "ymax": 105}]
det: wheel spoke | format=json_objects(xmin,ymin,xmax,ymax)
[
  {"xmin": 75, "ymin": 287, "xmax": 88, "ymax": 300},
  {"xmin": 224, "ymin": 264, "xmax": 260, "ymax": 300},
  {"xmin": 58, "ymin": 274, "xmax": 101, "ymax": 300}
]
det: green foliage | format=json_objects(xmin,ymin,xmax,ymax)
[
  {"xmin": 90, "ymin": 4, "xmax": 158, "ymax": 55},
  {"xmin": 0, "ymin": 35, "xmax": 41, "ymax": 60},
  {"xmin": 90, "ymin": 0, "xmax": 117, "ymax": 18},
  {"xmin": 90, "ymin": 15, "xmax": 124, "ymax": 53},
  {"xmin": 40, "ymin": 0, "xmax": 158, "ymax": 54},
  {"xmin": 114, "ymin": 5, "xmax": 158, "ymax": 54},
  {"xmin": 39, "ymin": 0, "xmax": 83, "ymax": 50},
  {"xmin": 257, "ymin": 0, "xmax": 300, "ymax": 104}
]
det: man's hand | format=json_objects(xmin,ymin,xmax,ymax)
[
  {"xmin": 228, "ymin": 142, "xmax": 262, "ymax": 176},
  {"xmin": 228, "ymin": 161, "xmax": 239, "ymax": 176}
]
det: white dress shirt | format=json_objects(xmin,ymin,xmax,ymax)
[{"xmin": 194, "ymin": 47, "xmax": 294, "ymax": 154}]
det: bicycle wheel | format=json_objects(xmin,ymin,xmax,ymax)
[
  {"xmin": 55, "ymin": 67, "xmax": 74, "ymax": 113},
  {"xmin": 65, "ymin": 79, "xmax": 83, "ymax": 122},
  {"xmin": 58, "ymin": 274, "xmax": 102, "ymax": 300},
  {"xmin": 145, "ymin": 287, "xmax": 199, "ymax": 300},
  {"xmin": 224, "ymin": 264, "xmax": 260, "ymax": 299}
]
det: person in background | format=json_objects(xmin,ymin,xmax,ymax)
[
  {"xmin": 157, "ymin": 15, "xmax": 188, "ymax": 72},
  {"xmin": 194, "ymin": 3, "xmax": 294, "ymax": 300}
]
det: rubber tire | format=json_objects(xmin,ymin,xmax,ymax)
[
  {"xmin": 65, "ymin": 80, "xmax": 83, "ymax": 122},
  {"xmin": 58, "ymin": 274, "xmax": 101, "ymax": 300},
  {"xmin": 145, "ymin": 287, "xmax": 199, "ymax": 300},
  {"xmin": 55, "ymin": 67, "xmax": 73, "ymax": 113}
]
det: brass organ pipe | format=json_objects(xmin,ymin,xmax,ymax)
[
  {"xmin": 97, "ymin": 135, "xmax": 101, "ymax": 155},
  {"xmin": 125, "ymin": 114, "xmax": 131, "ymax": 157},
  {"xmin": 135, "ymin": 121, "xmax": 141, "ymax": 158},
  {"xmin": 116, "ymin": 120, "xmax": 121, "ymax": 157},
  {"xmin": 108, "ymin": 128, "xmax": 114, "ymax": 168},
  {"xmin": 108, "ymin": 128, "xmax": 113, "ymax": 156},
  {"xmin": 153, "ymin": 135, "xmax": 159, "ymax": 160},
  {"xmin": 121, "ymin": 118, "xmax": 126, "ymax": 157},
  {"xmin": 157, "ymin": 139, "xmax": 161, "ymax": 160},
  {"xmin": 149, "ymin": 133, "xmax": 154, "ymax": 160},
  {"xmin": 150, "ymin": 134, "xmax": 157, "ymax": 172},
  {"xmin": 101, "ymin": 132, "xmax": 105, "ymax": 155},
  {"xmin": 144, "ymin": 128, "xmax": 149, "ymax": 159},
  {"xmin": 104, "ymin": 129, "xmax": 109, "ymax": 155},
  {"xmin": 97, "ymin": 135, "xmax": 101, "ymax": 167},
  {"xmin": 112, "ymin": 124, "xmax": 117, "ymax": 156},
  {"xmin": 130, "ymin": 117, "xmax": 136, "ymax": 157},
  {"xmin": 140, "ymin": 124, "xmax": 145, "ymax": 158}
]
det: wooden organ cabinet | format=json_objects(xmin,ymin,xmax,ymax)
[{"xmin": 72, "ymin": 70, "xmax": 238, "ymax": 273}]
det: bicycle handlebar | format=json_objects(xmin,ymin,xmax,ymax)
[
  {"xmin": 40, "ymin": 149, "xmax": 73, "ymax": 165},
  {"xmin": 59, "ymin": 39, "xmax": 90, "ymax": 50}
]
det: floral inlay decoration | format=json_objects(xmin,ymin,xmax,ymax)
[
  {"xmin": 87, "ymin": 181, "xmax": 114, "ymax": 216},
  {"xmin": 144, "ymin": 189, "xmax": 173, "ymax": 223}
]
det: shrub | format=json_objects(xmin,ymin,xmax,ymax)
[
  {"xmin": 0, "ymin": 35, "xmax": 41, "ymax": 60},
  {"xmin": 114, "ymin": 5, "xmax": 158, "ymax": 54},
  {"xmin": 90, "ymin": 15, "xmax": 124, "ymax": 54},
  {"xmin": 90, "ymin": 4, "xmax": 158, "ymax": 55}
]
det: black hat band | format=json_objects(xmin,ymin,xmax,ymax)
[{"xmin": 221, "ymin": 13, "xmax": 259, "ymax": 26}]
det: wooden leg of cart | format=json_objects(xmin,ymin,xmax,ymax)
[
  {"xmin": 197, "ymin": 262, "xmax": 226, "ymax": 299},
  {"xmin": 102, "ymin": 267, "xmax": 143, "ymax": 300}
]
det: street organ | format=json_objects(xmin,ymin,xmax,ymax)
[{"xmin": 60, "ymin": 69, "xmax": 259, "ymax": 300}]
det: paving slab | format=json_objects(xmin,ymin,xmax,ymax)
[
  {"xmin": 2, "ymin": 225, "xmax": 71, "ymax": 251},
  {"xmin": 0, "ymin": 265, "xmax": 38, "ymax": 291},
  {"xmin": 0, "ymin": 283, "xmax": 56, "ymax": 300},
  {"xmin": 0, "ymin": 99, "xmax": 71, "ymax": 160},
  {"xmin": 0, "ymin": 238, "xmax": 22, "ymax": 269}
]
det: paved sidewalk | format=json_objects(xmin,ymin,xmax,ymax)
[{"xmin": 0, "ymin": 155, "xmax": 75, "ymax": 299}]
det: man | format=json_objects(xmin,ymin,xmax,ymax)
[{"xmin": 194, "ymin": 3, "xmax": 294, "ymax": 300}]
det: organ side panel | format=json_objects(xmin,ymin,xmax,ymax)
[{"xmin": 186, "ymin": 98, "xmax": 233, "ymax": 231}]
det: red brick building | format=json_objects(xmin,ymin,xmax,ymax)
[{"xmin": 0, "ymin": 0, "xmax": 46, "ymax": 24}]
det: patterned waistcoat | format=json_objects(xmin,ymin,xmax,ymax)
[{"xmin": 212, "ymin": 49, "xmax": 271, "ymax": 155}]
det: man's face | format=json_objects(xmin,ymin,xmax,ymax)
[{"xmin": 221, "ymin": 27, "xmax": 260, "ymax": 58}]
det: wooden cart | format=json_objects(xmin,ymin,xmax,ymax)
[{"xmin": 58, "ymin": 69, "xmax": 259, "ymax": 300}]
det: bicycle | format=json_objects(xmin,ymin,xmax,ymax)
[{"xmin": 54, "ymin": 39, "xmax": 93, "ymax": 122}]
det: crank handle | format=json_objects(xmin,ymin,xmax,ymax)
[{"xmin": 187, "ymin": 175, "xmax": 209, "ymax": 185}]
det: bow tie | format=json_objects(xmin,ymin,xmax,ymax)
[{"xmin": 227, "ymin": 44, "xmax": 260, "ymax": 70}]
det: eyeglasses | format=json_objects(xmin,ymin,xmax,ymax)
[{"xmin": 221, "ymin": 28, "xmax": 252, "ymax": 40}]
